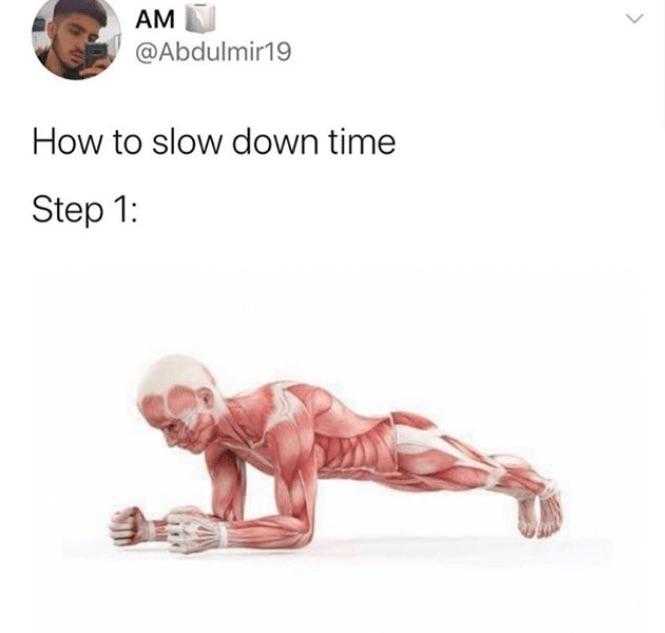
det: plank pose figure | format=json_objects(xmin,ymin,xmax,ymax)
[{"xmin": 109, "ymin": 355, "xmax": 562, "ymax": 553}]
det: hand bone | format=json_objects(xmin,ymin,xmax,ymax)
[{"xmin": 166, "ymin": 508, "xmax": 225, "ymax": 554}]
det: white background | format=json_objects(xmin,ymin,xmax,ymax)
[{"xmin": 2, "ymin": 0, "xmax": 663, "ymax": 631}]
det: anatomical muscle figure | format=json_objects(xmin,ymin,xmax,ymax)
[{"xmin": 109, "ymin": 355, "xmax": 562, "ymax": 553}]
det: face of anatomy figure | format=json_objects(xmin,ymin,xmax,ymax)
[{"xmin": 139, "ymin": 385, "xmax": 219, "ymax": 453}]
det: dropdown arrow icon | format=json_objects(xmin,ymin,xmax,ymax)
[{"xmin": 626, "ymin": 13, "xmax": 644, "ymax": 23}]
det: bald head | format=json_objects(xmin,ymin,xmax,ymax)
[
  {"xmin": 138, "ymin": 355, "xmax": 217, "ymax": 401},
  {"xmin": 137, "ymin": 355, "xmax": 225, "ymax": 453}
]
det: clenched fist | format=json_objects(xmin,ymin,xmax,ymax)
[{"xmin": 109, "ymin": 506, "xmax": 150, "ymax": 546}]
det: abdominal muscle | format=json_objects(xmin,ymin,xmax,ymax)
[{"xmin": 315, "ymin": 417, "xmax": 398, "ymax": 480}]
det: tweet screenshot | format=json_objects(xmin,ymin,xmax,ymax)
[{"xmin": 12, "ymin": 1, "xmax": 661, "ymax": 631}]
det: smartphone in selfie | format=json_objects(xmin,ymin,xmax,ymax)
[{"xmin": 84, "ymin": 42, "xmax": 108, "ymax": 68}]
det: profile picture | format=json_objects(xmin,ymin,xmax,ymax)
[{"xmin": 32, "ymin": 0, "xmax": 121, "ymax": 80}]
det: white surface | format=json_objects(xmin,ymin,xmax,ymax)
[
  {"xmin": 65, "ymin": 536, "xmax": 611, "ymax": 566},
  {"xmin": 2, "ymin": 0, "xmax": 662, "ymax": 632}
]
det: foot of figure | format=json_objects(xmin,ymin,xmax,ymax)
[
  {"xmin": 518, "ymin": 497, "xmax": 538, "ymax": 538},
  {"xmin": 514, "ymin": 483, "xmax": 562, "ymax": 540},
  {"xmin": 536, "ymin": 485, "xmax": 563, "ymax": 539}
]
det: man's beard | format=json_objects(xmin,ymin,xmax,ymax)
[{"xmin": 52, "ymin": 33, "xmax": 82, "ymax": 71}]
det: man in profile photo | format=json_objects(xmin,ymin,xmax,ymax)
[{"xmin": 36, "ymin": 0, "xmax": 112, "ymax": 79}]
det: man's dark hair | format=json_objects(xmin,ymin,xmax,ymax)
[{"xmin": 53, "ymin": 0, "xmax": 108, "ymax": 27}]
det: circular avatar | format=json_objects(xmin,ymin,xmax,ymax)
[{"xmin": 32, "ymin": 0, "xmax": 121, "ymax": 80}]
